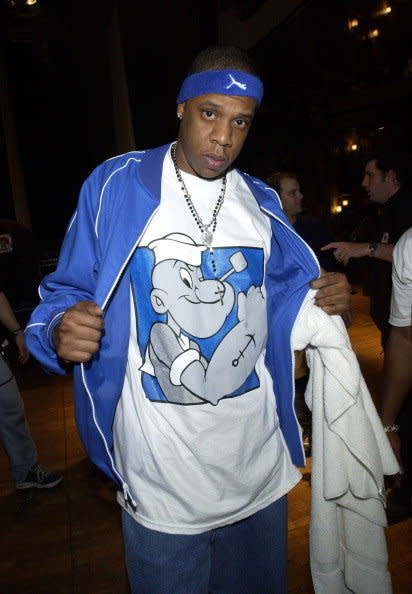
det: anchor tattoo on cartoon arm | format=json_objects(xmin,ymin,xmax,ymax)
[
  {"xmin": 232, "ymin": 334, "xmax": 256, "ymax": 367},
  {"xmin": 180, "ymin": 283, "xmax": 267, "ymax": 405}
]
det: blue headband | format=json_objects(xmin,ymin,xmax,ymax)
[{"xmin": 177, "ymin": 69, "xmax": 264, "ymax": 106}]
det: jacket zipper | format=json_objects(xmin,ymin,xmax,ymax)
[
  {"xmin": 260, "ymin": 203, "xmax": 320, "ymax": 463},
  {"xmin": 81, "ymin": 205, "xmax": 161, "ymax": 508}
]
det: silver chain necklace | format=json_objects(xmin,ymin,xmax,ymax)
[{"xmin": 171, "ymin": 142, "xmax": 227, "ymax": 248}]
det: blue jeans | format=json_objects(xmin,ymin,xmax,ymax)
[
  {"xmin": 0, "ymin": 355, "xmax": 37, "ymax": 483},
  {"xmin": 121, "ymin": 497, "xmax": 287, "ymax": 593}
]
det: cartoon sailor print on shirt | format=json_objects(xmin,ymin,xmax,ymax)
[{"xmin": 131, "ymin": 233, "xmax": 267, "ymax": 405}]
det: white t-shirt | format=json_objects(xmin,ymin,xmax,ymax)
[
  {"xmin": 389, "ymin": 227, "xmax": 412, "ymax": 327},
  {"xmin": 113, "ymin": 147, "xmax": 300, "ymax": 534}
]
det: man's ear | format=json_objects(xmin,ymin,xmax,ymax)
[
  {"xmin": 150, "ymin": 289, "xmax": 168, "ymax": 314},
  {"xmin": 177, "ymin": 102, "xmax": 186, "ymax": 119},
  {"xmin": 385, "ymin": 169, "xmax": 399, "ymax": 186}
]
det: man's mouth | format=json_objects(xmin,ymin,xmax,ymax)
[{"xmin": 202, "ymin": 154, "xmax": 227, "ymax": 170}]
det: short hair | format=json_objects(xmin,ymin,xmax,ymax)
[
  {"xmin": 366, "ymin": 151, "xmax": 411, "ymax": 187},
  {"xmin": 266, "ymin": 171, "xmax": 298, "ymax": 195},
  {"xmin": 187, "ymin": 45, "xmax": 260, "ymax": 77}
]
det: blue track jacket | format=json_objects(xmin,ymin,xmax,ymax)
[{"xmin": 26, "ymin": 143, "xmax": 320, "ymax": 505}]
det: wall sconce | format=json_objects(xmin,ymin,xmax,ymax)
[
  {"xmin": 345, "ymin": 128, "xmax": 360, "ymax": 153},
  {"xmin": 348, "ymin": 18, "xmax": 359, "ymax": 30},
  {"xmin": 368, "ymin": 29, "xmax": 380, "ymax": 39},
  {"xmin": 26, "ymin": 0, "xmax": 37, "ymax": 5},
  {"xmin": 342, "ymin": 199, "xmax": 349, "ymax": 207},
  {"xmin": 376, "ymin": 5, "xmax": 391, "ymax": 16}
]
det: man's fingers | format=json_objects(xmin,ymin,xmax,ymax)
[
  {"xmin": 311, "ymin": 271, "xmax": 350, "ymax": 291},
  {"xmin": 316, "ymin": 298, "xmax": 348, "ymax": 316},
  {"xmin": 80, "ymin": 301, "xmax": 104, "ymax": 316},
  {"xmin": 57, "ymin": 324, "xmax": 102, "ymax": 344},
  {"xmin": 58, "ymin": 341, "xmax": 101, "ymax": 363},
  {"xmin": 320, "ymin": 242, "xmax": 340, "ymax": 251},
  {"xmin": 56, "ymin": 334, "xmax": 102, "ymax": 362},
  {"xmin": 318, "ymin": 305, "xmax": 338, "ymax": 315},
  {"xmin": 67, "ymin": 301, "xmax": 104, "ymax": 325},
  {"xmin": 54, "ymin": 301, "xmax": 104, "ymax": 362},
  {"xmin": 311, "ymin": 272, "xmax": 351, "ymax": 316},
  {"xmin": 313, "ymin": 284, "xmax": 350, "ymax": 299},
  {"xmin": 59, "ymin": 315, "xmax": 103, "ymax": 336}
]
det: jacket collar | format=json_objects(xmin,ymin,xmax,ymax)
[
  {"xmin": 239, "ymin": 171, "xmax": 291, "ymax": 225},
  {"xmin": 139, "ymin": 142, "xmax": 173, "ymax": 200}
]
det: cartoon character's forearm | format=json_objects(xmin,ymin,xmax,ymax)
[{"xmin": 179, "ymin": 318, "xmax": 266, "ymax": 405}]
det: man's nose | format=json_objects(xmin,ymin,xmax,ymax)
[
  {"xmin": 361, "ymin": 175, "xmax": 368, "ymax": 187},
  {"xmin": 211, "ymin": 120, "xmax": 232, "ymax": 147}
]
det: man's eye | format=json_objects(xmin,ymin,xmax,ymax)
[
  {"xmin": 180, "ymin": 268, "xmax": 193, "ymax": 288},
  {"xmin": 203, "ymin": 110, "xmax": 215, "ymax": 119},
  {"xmin": 234, "ymin": 119, "xmax": 247, "ymax": 128}
]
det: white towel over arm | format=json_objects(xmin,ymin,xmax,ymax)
[{"xmin": 291, "ymin": 290, "xmax": 399, "ymax": 594}]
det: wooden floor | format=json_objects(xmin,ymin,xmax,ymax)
[{"xmin": 0, "ymin": 290, "xmax": 410, "ymax": 593}]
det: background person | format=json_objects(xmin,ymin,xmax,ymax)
[
  {"xmin": 322, "ymin": 152, "xmax": 412, "ymax": 346},
  {"xmin": 380, "ymin": 227, "xmax": 412, "ymax": 523},
  {"xmin": 0, "ymin": 289, "xmax": 62, "ymax": 490},
  {"xmin": 266, "ymin": 171, "xmax": 344, "ymax": 273}
]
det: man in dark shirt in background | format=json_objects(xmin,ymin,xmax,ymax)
[
  {"xmin": 322, "ymin": 152, "xmax": 412, "ymax": 346},
  {"xmin": 266, "ymin": 171, "xmax": 343, "ymax": 273}
]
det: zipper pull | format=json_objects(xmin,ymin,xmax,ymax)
[{"xmin": 123, "ymin": 483, "xmax": 137, "ymax": 510}]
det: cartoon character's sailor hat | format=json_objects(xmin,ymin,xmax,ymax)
[{"xmin": 148, "ymin": 233, "xmax": 206, "ymax": 266}]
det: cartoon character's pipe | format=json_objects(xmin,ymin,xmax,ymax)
[{"xmin": 219, "ymin": 251, "xmax": 247, "ymax": 282}]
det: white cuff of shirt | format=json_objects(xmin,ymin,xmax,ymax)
[{"xmin": 170, "ymin": 349, "xmax": 200, "ymax": 386}]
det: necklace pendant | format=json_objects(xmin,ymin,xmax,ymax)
[{"xmin": 202, "ymin": 229, "xmax": 213, "ymax": 247}]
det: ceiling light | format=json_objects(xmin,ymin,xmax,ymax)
[
  {"xmin": 368, "ymin": 29, "xmax": 379, "ymax": 39},
  {"xmin": 376, "ymin": 5, "xmax": 392, "ymax": 16},
  {"xmin": 26, "ymin": 0, "xmax": 37, "ymax": 5},
  {"xmin": 348, "ymin": 18, "xmax": 359, "ymax": 30}
]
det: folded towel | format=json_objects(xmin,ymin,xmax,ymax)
[{"xmin": 292, "ymin": 290, "xmax": 399, "ymax": 594}]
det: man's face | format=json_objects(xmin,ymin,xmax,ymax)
[
  {"xmin": 279, "ymin": 177, "xmax": 303, "ymax": 219},
  {"xmin": 361, "ymin": 160, "xmax": 397, "ymax": 204},
  {"xmin": 175, "ymin": 93, "xmax": 256, "ymax": 179}
]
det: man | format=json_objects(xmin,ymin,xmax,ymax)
[
  {"xmin": 322, "ymin": 152, "xmax": 412, "ymax": 344},
  {"xmin": 0, "ymin": 289, "xmax": 62, "ymax": 489},
  {"xmin": 380, "ymin": 227, "xmax": 412, "ymax": 522},
  {"xmin": 26, "ymin": 46, "xmax": 354, "ymax": 593},
  {"xmin": 266, "ymin": 171, "xmax": 344, "ymax": 279}
]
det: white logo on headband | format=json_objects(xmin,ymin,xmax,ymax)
[{"xmin": 225, "ymin": 73, "xmax": 247, "ymax": 91}]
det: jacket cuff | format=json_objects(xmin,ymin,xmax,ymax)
[{"xmin": 46, "ymin": 311, "xmax": 65, "ymax": 350}]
